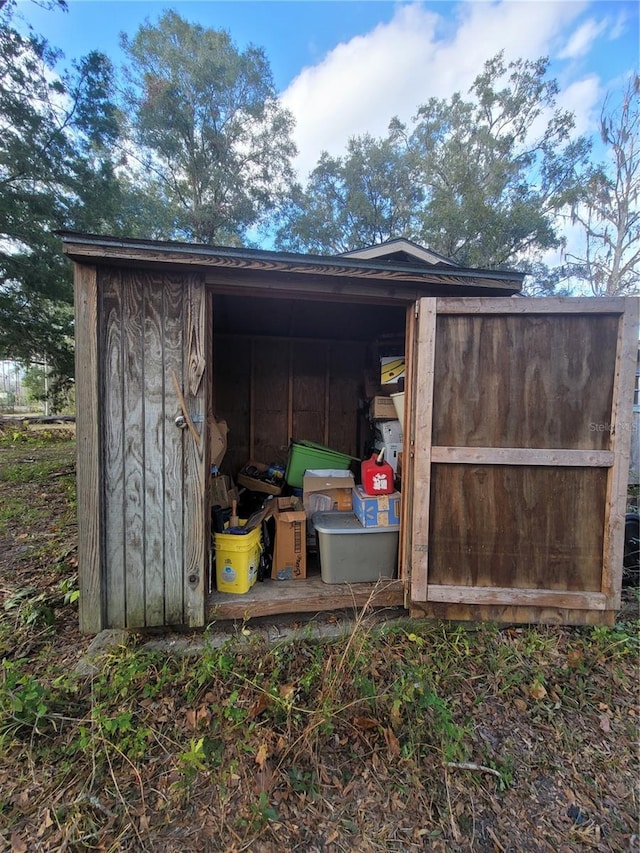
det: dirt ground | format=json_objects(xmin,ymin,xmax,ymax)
[{"xmin": 0, "ymin": 432, "xmax": 638, "ymax": 852}]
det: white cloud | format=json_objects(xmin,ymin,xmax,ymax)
[
  {"xmin": 558, "ymin": 17, "xmax": 609, "ymax": 59},
  {"xmin": 557, "ymin": 74, "xmax": 602, "ymax": 136},
  {"xmin": 281, "ymin": 0, "xmax": 589, "ymax": 180}
]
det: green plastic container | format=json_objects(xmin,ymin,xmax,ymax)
[{"xmin": 285, "ymin": 440, "xmax": 358, "ymax": 488}]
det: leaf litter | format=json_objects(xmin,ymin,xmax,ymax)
[{"xmin": 0, "ymin": 437, "xmax": 638, "ymax": 852}]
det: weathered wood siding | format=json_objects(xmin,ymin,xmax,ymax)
[
  {"xmin": 213, "ymin": 334, "xmax": 366, "ymax": 474},
  {"xmin": 98, "ymin": 268, "xmax": 207, "ymax": 629},
  {"xmin": 75, "ymin": 264, "xmax": 102, "ymax": 633},
  {"xmin": 408, "ymin": 297, "xmax": 639, "ymax": 623}
]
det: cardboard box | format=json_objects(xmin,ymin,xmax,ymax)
[
  {"xmin": 237, "ymin": 461, "xmax": 284, "ymax": 496},
  {"xmin": 210, "ymin": 474, "xmax": 238, "ymax": 510},
  {"xmin": 352, "ymin": 484, "xmax": 401, "ymax": 528},
  {"xmin": 380, "ymin": 356, "xmax": 405, "ymax": 385},
  {"xmin": 370, "ymin": 396, "xmax": 397, "ymax": 420},
  {"xmin": 363, "ymin": 368, "xmax": 385, "ymax": 399},
  {"xmin": 303, "ymin": 469, "xmax": 355, "ymax": 517},
  {"xmin": 272, "ymin": 497, "xmax": 306, "ymax": 580},
  {"xmin": 209, "ymin": 418, "xmax": 228, "ymax": 467}
]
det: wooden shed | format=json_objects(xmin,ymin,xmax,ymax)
[{"xmin": 60, "ymin": 232, "xmax": 639, "ymax": 634}]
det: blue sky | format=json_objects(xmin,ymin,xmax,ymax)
[
  {"xmin": 13, "ymin": 0, "xmax": 640, "ymax": 265},
  {"xmin": 16, "ymin": 0, "xmax": 638, "ymax": 181}
]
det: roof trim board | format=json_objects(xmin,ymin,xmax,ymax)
[
  {"xmin": 58, "ymin": 231, "xmax": 525, "ymax": 296},
  {"xmin": 340, "ymin": 238, "xmax": 456, "ymax": 266}
]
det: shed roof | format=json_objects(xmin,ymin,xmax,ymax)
[
  {"xmin": 58, "ymin": 232, "xmax": 525, "ymax": 299},
  {"xmin": 340, "ymin": 238, "xmax": 456, "ymax": 267}
]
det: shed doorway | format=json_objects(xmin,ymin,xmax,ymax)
[{"xmin": 208, "ymin": 288, "xmax": 411, "ymax": 620}]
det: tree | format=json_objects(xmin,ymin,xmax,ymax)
[
  {"xmin": 276, "ymin": 134, "xmax": 422, "ymax": 254},
  {"xmin": 406, "ymin": 54, "xmax": 590, "ymax": 271},
  {"xmin": 278, "ymin": 53, "xmax": 589, "ymax": 293},
  {"xmin": 566, "ymin": 74, "xmax": 639, "ymax": 295},
  {"xmin": 0, "ymin": 4, "xmax": 163, "ymax": 392},
  {"xmin": 121, "ymin": 10, "xmax": 297, "ymax": 245}
]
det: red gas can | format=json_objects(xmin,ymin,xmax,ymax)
[{"xmin": 361, "ymin": 449, "xmax": 395, "ymax": 496}]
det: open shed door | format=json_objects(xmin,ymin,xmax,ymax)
[
  {"xmin": 405, "ymin": 297, "xmax": 638, "ymax": 624},
  {"xmin": 76, "ymin": 265, "xmax": 209, "ymax": 632}
]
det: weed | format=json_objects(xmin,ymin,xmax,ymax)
[
  {"xmin": 59, "ymin": 575, "xmax": 79, "ymax": 606},
  {"xmin": 3, "ymin": 587, "xmax": 55, "ymax": 629},
  {"xmin": 250, "ymin": 790, "xmax": 279, "ymax": 826},
  {"xmin": 0, "ymin": 659, "xmax": 51, "ymax": 741}
]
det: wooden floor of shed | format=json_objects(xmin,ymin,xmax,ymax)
[{"xmin": 206, "ymin": 566, "xmax": 405, "ymax": 621}]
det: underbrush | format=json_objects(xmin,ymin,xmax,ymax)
[
  {"xmin": 0, "ymin": 437, "xmax": 638, "ymax": 852},
  {"xmin": 0, "ymin": 609, "xmax": 638, "ymax": 852}
]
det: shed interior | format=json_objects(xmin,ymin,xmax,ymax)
[{"xmin": 209, "ymin": 289, "xmax": 410, "ymax": 617}]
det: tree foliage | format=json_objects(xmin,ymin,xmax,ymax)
[
  {"xmin": 277, "ymin": 134, "xmax": 422, "ymax": 254},
  {"xmin": 121, "ymin": 10, "xmax": 297, "ymax": 245},
  {"xmin": 566, "ymin": 74, "xmax": 639, "ymax": 296},
  {"xmin": 0, "ymin": 5, "xmax": 174, "ymax": 391},
  {"xmin": 0, "ymin": 8, "xmax": 116, "ymax": 385},
  {"xmin": 277, "ymin": 53, "xmax": 590, "ymax": 291}
]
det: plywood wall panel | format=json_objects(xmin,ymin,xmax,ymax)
[
  {"xmin": 121, "ymin": 272, "xmax": 146, "ymax": 627},
  {"xmin": 213, "ymin": 336, "xmax": 251, "ymax": 473},
  {"xmin": 433, "ymin": 314, "xmax": 618, "ymax": 449},
  {"xmin": 212, "ymin": 334, "xmax": 369, "ymax": 471},
  {"xmin": 428, "ymin": 464, "xmax": 607, "ymax": 592},
  {"xmin": 254, "ymin": 338, "xmax": 289, "ymax": 463},
  {"xmin": 292, "ymin": 341, "xmax": 326, "ymax": 445},
  {"xmin": 163, "ymin": 279, "xmax": 185, "ymax": 624},
  {"xmin": 328, "ymin": 342, "xmax": 365, "ymax": 456},
  {"xmin": 99, "ymin": 268, "xmax": 126, "ymax": 628},
  {"xmin": 75, "ymin": 264, "xmax": 102, "ymax": 633},
  {"xmin": 182, "ymin": 277, "xmax": 207, "ymax": 627}
]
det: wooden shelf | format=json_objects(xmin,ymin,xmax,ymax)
[{"xmin": 206, "ymin": 574, "xmax": 405, "ymax": 621}]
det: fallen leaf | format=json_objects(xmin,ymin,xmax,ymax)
[
  {"xmin": 255, "ymin": 742, "xmax": 268, "ymax": 768},
  {"xmin": 599, "ymin": 715, "xmax": 611, "ymax": 733},
  {"xmin": 249, "ymin": 692, "xmax": 271, "ymax": 719},
  {"xmin": 279, "ymin": 683, "xmax": 295, "ymax": 700},
  {"xmin": 384, "ymin": 726, "xmax": 400, "ymax": 757},
  {"xmin": 11, "ymin": 833, "xmax": 27, "ymax": 853},
  {"xmin": 139, "ymin": 813, "xmax": 150, "ymax": 832},
  {"xmin": 567, "ymin": 649, "xmax": 583, "ymax": 667},
  {"xmin": 353, "ymin": 716, "xmax": 379, "ymax": 730},
  {"xmin": 514, "ymin": 698, "xmax": 527, "ymax": 712},
  {"xmin": 529, "ymin": 682, "xmax": 547, "ymax": 700}
]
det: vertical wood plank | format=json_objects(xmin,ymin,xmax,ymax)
[
  {"xmin": 204, "ymin": 286, "xmax": 214, "ymax": 596},
  {"xmin": 410, "ymin": 299, "xmax": 437, "ymax": 602},
  {"xmin": 254, "ymin": 339, "xmax": 289, "ymax": 461},
  {"xmin": 323, "ymin": 345, "xmax": 331, "ymax": 446},
  {"xmin": 327, "ymin": 341, "xmax": 364, "ymax": 457},
  {"xmin": 142, "ymin": 275, "xmax": 166, "ymax": 626},
  {"xmin": 163, "ymin": 279, "xmax": 185, "ymax": 624},
  {"xmin": 75, "ymin": 264, "xmax": 103, "ymax": 634},
  {"xmin": 183, "ymin": 275, "xmax": 207, "ymax": 627},
  {"xmin": 100, "ymin": 269, "xmax": 126, "ymax": 628},
  {"xmin": 287, "ymin": 339, "xmax": 294, "ymax": 445},
  {"xmin": 212, "ymin": 333, "xmax": 251, "ymax": 475},
  {"xmin": 122, "ymin": 271, "xmax": 146, "ymax": 627},
  {"xmin": 250, "ymin": 338, "xmax": 255, "ymax": 459},
  {"xmin": 398, "ymin": 304, "xmax": 416, "ymax": 590},
  {"xmin": 602, "ymin": 298, "xmax": 640, "ymax": 607}
]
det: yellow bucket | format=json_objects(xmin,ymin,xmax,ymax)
[{"xmin": 214, "ymin": 523, "xmax": 261, "ymax": 594}]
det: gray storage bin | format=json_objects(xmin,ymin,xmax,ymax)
[{"xmin": 312, "ymin": 511, "xmax": 399, "ymax": 584}]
